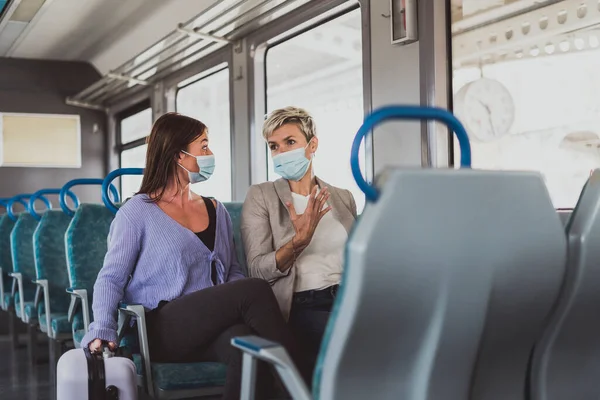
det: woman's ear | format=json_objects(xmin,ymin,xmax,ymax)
[{"xmin": 310, "ymin": 137, "xmax": 319, "ymax": 153}]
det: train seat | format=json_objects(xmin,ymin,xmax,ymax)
[
  {"xmin": 0, "ymin": 214, "xmax": 17, "ymax": 311},
  {"xmin": 530, "ymin": 169, "xmax": 600, "ymax": 399},
  {"xmin": 65, "ymin": 203, "xmax": 115, "ymax": 348},
  {"xmin": 223, "ymin": 202, "xmax": 247, "ymax": 276},
  {"xmin": 234, "ymin": 169, "xmax": 567, "ymax": 400},
  {"xmin": 33, "ymin": 210, "xmax": 75, "ymax": 338},
  {"xmin": 10, "ymin": 213, "xmax": 40, "ymax": 324}
]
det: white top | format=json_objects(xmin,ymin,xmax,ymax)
[{"xmin": 291, "ymin": 190, "xmax": 348, "ymax": 292}]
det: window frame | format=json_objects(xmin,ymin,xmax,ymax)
[
  {"xmin": 245, "ymin": 0, "xmax": 372, "ymax": 186},
  {"xmin": 115, "ymin": 100, "xmax": 152, "ymax": 195},
  {"xmin": 262, "ymin": 4, "xmax": 365, "ymax": 181},
  {"xmin": 116, "ymin": 99, "xmax": 152, "ymax": 153},
  {"xmin": 174, "ymin": 63, "xmax": 234, "ymax": 201},
  {"xmin": 163, "ymin": 47, "xmax": 236, "ymax": 199}
]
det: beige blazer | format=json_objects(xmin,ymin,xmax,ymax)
[{"xmin": 240, "ymin": 177, "xmax": 357, "ymax": 320}]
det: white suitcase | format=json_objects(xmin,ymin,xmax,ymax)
[{"xmin": 57, "ymin": 345, "xmax": 138, "ymax": 400}]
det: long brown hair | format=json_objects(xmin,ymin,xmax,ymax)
[{"xmin": 138, "ymin": 112, "xmax": 207, "ymax": 202}]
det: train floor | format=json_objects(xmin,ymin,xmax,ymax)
[{"xmin": 0, "ymin": 335, "xmax": 223, "ymax": 400}]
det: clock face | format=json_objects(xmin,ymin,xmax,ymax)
[{"xmin": 454, "ymin": 78, "xmax": 515, "ymax": 143}]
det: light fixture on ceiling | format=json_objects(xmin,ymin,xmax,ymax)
[{"xmin": 10, "ymin": 0, "xmax": 45, "ymax": 22}]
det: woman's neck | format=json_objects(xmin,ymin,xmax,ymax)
[
  {"xmin": 157, "ymin": 179, "xmax": 193, "ymax": 206},
  {"xmin": 288, "ymin": 168, "xmax": 316, "ymax": 196}
]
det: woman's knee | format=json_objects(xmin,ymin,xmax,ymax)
[
  {"xmin": 241, "ymin": 277, "xmax": 271, "ymax": 291},
  {"xmin": 221, "ymin": 324, "xmax": 253, "ymax": 364},
  {"xmin": 235, "ymin": 277, "xmax": 273, "ymax": 298}
]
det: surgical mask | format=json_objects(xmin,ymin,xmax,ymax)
[
  {"xmin": 179, "ymin": 151, "xmax": 215, "ymax": 184},
  {"xmin": 272, "ymin": 141, "xmax": 313, "ymax": 181}
]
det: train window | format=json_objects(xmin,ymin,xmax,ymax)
[
  {"xmin": 450, "ymin": 0, "xmax": 600, "ymax": 208},
  {"xmin": 120, "ymin": 144, "xmax": 148, "ymax": 198},
  {"xmin": 118, "ymin": 105, "xmax": 151, "ymax": 197},
  {"xmin": 265, "ymin": 8, "xmax": 365, "ymax": 212},
  {"xmin": 120, "ymin": 107, "xmax": 152, "ymax": 145},
  {"xmin": 177, "ymin": 68, "xmax": 232, "ymax": 202}
]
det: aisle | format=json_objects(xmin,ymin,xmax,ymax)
[{"xmin": 0, "ymin": 338, "xmax": 53, "ymax": 400}]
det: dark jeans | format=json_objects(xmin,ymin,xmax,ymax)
[
  {"xmin": 144, "ymin": 278, "xmax": 304, "ymax": 400},
  {"xmin": 289, "ymin": 285, "xmax": 337, "ymax": 384}
]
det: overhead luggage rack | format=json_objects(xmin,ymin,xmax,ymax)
[{"xmin": 65, "ymin": 0, "xmax": 313, "ymax": 110}]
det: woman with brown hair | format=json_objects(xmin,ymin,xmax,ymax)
[{"xmin": 81, "ymin": 112, "xmax": 303, "ymax": 399}]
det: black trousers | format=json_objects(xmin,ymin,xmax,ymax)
[
  {"xmin": 145, "ymin": 278, "xmax": 304, "ymax": 400},
  {"xmin": 288, "ymin": 285, "xmax": 337, "ymax": 383}
]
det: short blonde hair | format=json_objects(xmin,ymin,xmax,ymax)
[{"xmin": 262, "ymin": 106, "xmax": 317, "ymax": 142}]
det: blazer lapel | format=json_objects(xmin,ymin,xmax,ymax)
[
  {"xmin": 274, "ymin": 178, "xmax": 293, "ymax": 212},
  {"xmin": 316, "ymin": 177, "xmax": 354, "ymax": 234}
]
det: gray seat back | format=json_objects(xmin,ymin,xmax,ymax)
[
  {"xmin": 530, "ymin": 170, "xmax": 600, "ymax": 400},
  {"xmin": 315, "ymin": 169, "xmax": 566, "ymax": 400},
  {"xmin": 557, "ymin": 210, "xmax": 572, "ymax": 227}
]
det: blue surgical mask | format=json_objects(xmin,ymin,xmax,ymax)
[
  {"xmin": 179, "ymin": 151, "xmax": 215, "ymax": 184},
  {"xmin": 272, "ymin": 142, "xmax": 313, "ymax": 181}
]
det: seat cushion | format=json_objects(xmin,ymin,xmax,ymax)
[
  {"xmin": 132, "ymin": 355, "xmax": 226, "ymax": 391},
  {"xmin": 16, "ymin": 300, "xmax": 35, "ymax": 320},
  {"xmin": 73, "ymin": 329, "xmax": 85, "ymax": 349},
  {"xmin": 38, "ymin": 313, "xmax": 70, "ymax": 335},
  {"xmin": 2, "ymin": 293, "xmax": 11, "ymax": 311}
]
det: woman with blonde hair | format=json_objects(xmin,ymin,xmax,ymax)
[{"xmin": 241, "ymin": 106, "xmax": 357, "ymax": 376}]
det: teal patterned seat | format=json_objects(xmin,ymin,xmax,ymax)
[
  {"xmin": 11, "ymin": 213, "xmax": 40, "ymax": 322},
  {"xmin": 39, "ymin": 314, "xmax": 70, "ymax": 336},
  {"xmin": 132, "ymin": 355, "xmax": 226, "ymax": 391},
  {"xmin": 0, "ymin": 214, "xmax": 17, "ymax": 311},
  {"xmin": 72, "ymin": 314, "xmax": 85, "ymax": 348},
  {"xmin": 223, "ymin": 202, "xmax": 247, "ymax": 276},
  {"xmin": 3, "ymin": 293, "xmax": 11, "ymax": 310},
  {"xmin": 65, "ymin": 204, "xmax": 115, "ymax": 340},
  {"xmin": 23, "ymin": 302, "xmax": 40, "ymax": 321},
  {"xmin": 34, "ymin": 210, "xmax": 74, "ymax": 337}
]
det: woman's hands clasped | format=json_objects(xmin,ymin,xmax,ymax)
[{"xmin": 88, "ymin": 338, "xmax": 117, "ymax": 354}]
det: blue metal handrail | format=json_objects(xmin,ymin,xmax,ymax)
[
  {"xmin": 102, "ymin": 168, "xmax": 144, "ymax": 214},
  {"xmin": 350, "ymin": 105, "xmax": 472, "ymax": 202},
  {"xmin": 59, "ymin": 179, "xmax": 120, "ymax": 217},
  {"xmin": 28, "ymin": 188, "xmax": 80, "ymax": 221},
  {"xmin": 7, "ymin": 194, "xmax": 34, "ymax": 221}
]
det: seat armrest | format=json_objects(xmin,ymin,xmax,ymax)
[
  {"xmin": 66, "ymin": 288, "xmax": 90, "ymax": 333},
  {"xmin": 231, "ymin": 335, "xmax": 312, "ymax": 400},
  {"xmin": 34, "ymin": 279, "xmax": 53, "ymax": 338},
  {"xmin": 118, "ymin": 303, "xmax": 155, "ymax": 398},
  {"xmin": 9, "ymin": 273, "xmax": 25, "ymax": 320}
]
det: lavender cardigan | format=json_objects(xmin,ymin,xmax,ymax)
[{"xmin": 80, "ymin": 194, "xmax": 245, "ymax": 348}]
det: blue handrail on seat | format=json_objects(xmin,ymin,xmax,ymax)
[
  {"xmin": 28, "ymin": 188, "xmax": 80, "ymax": 221},
  {"xmin": 102, "ymin": 168, "xmax": 144, "ymax": 214},
  {"xmin": 59, "ymin": 179, "xmax": 120, "ymax": 217},
  {"xmin": 350, "ymin": 105, "xmax": 472, "ymax": 202},
  {"xmin": 7, "ymin": 195, "xmax": 36, "ymax": 222}
]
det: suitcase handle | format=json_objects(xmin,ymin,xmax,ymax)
[
  {"xmin": 84, "ymin": 342, "xmax": 121, "ymax": 400},
  {"xmin": 350, "ymin": 105, "xmax": 472, "ymax": 201}
]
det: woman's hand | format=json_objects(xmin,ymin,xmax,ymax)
[
  {"xmin": 89, "ymin": 338, "xmax": 117, "ymax": 354},
  {"xmin": 286, "ymin": 186, "xmax": 331, "ymax": 250}
]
